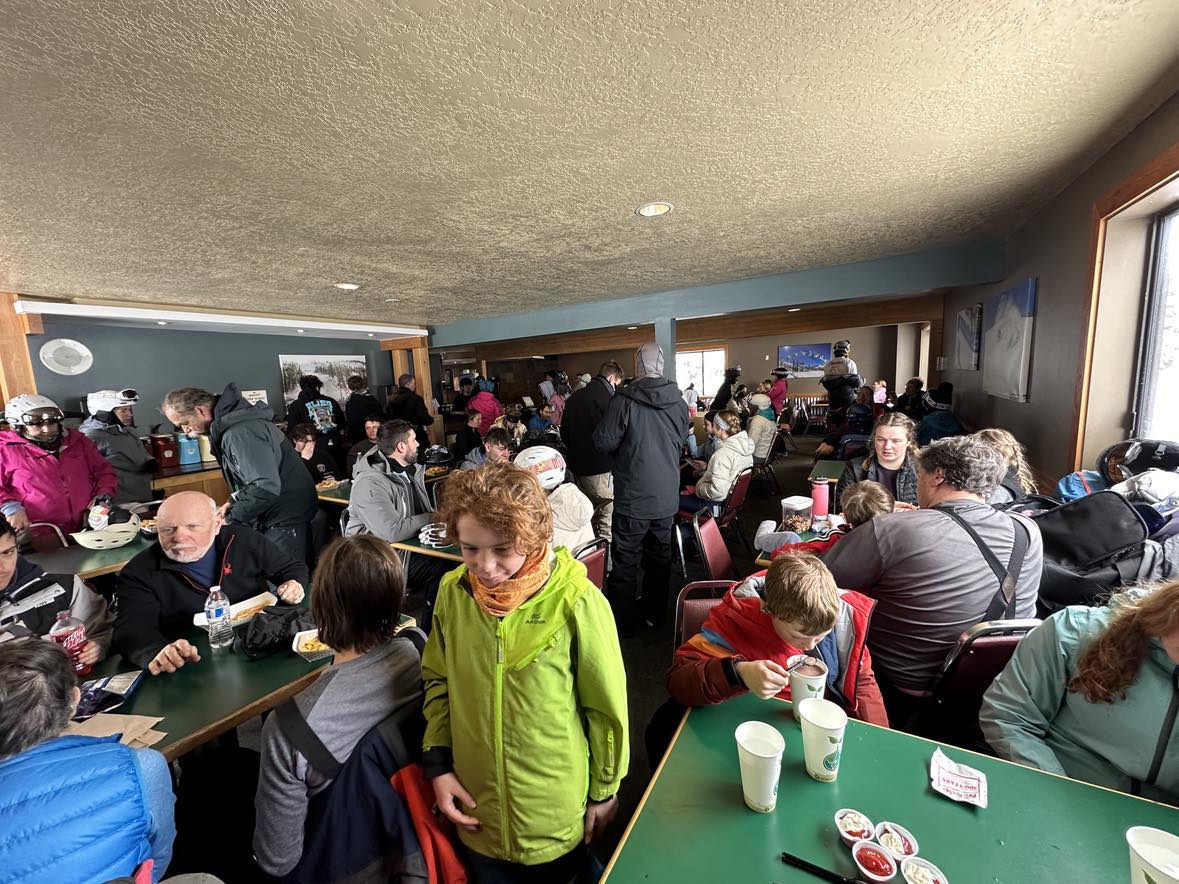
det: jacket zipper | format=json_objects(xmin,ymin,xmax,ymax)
[
  {"xmin": 606, "ymin": 729, "xmax": 615, "ymax": 777},
  {"xmin": 1145, "ymin": 666, "xmax": 1179, "ymax": 789},
  {"xmin": 495, "ymin": 621, "xmax": 509, "ymax": 856}
]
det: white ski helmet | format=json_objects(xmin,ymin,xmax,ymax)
[
  {"xmin": 87, "ymin": 388, "xmax": 139, "ymax": 415},
  {"xmin": 513, "ymin": 445, "xmax": 567, "ymax": 491},
  {"xmin": 72, "ymin": 513, "xmax": 142, "ymax": 549},
  {"xmin": 4, "ymin": 394, "xmax": 63, "ymax": 427}
]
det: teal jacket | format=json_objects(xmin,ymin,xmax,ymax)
[
  {"xmin": 421, "ymin": 548, "xmax": 630, "ymax": 865},
  {"xmin": 980, "ymin": 601, "xmax": 1179, "ymax": 803}
]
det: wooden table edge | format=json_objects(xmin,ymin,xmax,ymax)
[
  {"xmin": 81, "ymin": 561, "xmax": 132, "ymax": 579},
  {"xmin": 316, "ymin": 493, "xmax": 349, "ymax": 505},
  {"xmin": 389, "ymin": 541, "xmax": 464, "ymax": 562},
  {"xmin": 159, "ymin": 666, "xmax": 322, "ymax": 761}
]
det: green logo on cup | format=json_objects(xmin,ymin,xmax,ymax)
[
  {"xmin": 806, "ymin": 683, "xmax": 820, "ymax": 694},
  {"xmin": 823, "ymin": 747, "xmax": 841, "ymax": 771}
]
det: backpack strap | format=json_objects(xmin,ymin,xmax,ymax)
[
  {"xmin": 936, "ymin": 506, "xmax": 1030, "ymax": 621},
  {"xmin": 274, "ymin": 699, "xmax": 342, "ymax": 780}
]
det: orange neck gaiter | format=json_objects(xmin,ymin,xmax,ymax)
[{"xmin": 469, "ymin": 548, "xmax": 552, "ymax": 618}]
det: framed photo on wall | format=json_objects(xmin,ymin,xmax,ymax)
[
  {"xmin": 955, "ymin": 303, "xmax": 982, "ymax": 371},
  {"xmin": 982, "ymin": 278, "xmax": 1037, "ymax": 402}
]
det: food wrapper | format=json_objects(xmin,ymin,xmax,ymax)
[{"xmin": 930, "ymin": 747, "xmax": 988, "ymax": 808}]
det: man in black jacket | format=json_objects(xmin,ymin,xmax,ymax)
[
  {"xmin": 163, "ymin": 383, "xmax": 318, "ymax": 563},
  {"xmin": 593, "ymin": 344, "xmax": 690, "ymax": 636},
  {"xmin": 113, "ymin": 492, "xmax": 309, "ymax": 674},
  {"xmin": 343, "ymin": 375, "xmax": 383, "ymax": 443},
  {"xmin": 563, "ymin": 360, "xmax": 625, "ymax": 544},
  {"xmin": 385, "ymin": 374, "xmax": 435, "ymax": 448}
]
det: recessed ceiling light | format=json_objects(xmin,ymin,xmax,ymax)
[
  {"xmin": 156, "ymin": 320, "xmax": 168, "ymax": 325},
  {"xmin": 787, "ymin": 307, "xmax": 802, "ymax": 313},
  {"xmin": 367, "ymin": 333, "xmax": 374, "ymax": 337},
  {"xmin": 627, "ymin": 326, "xmax": 638, "ymax": 330},
  {"xmin": 635, "ymin": 202, "xmax": 673, "ymax": 218},
  {"xmin": 384, "ymin": 297, "xmax": 400, "ymax": 303},
  {"xmin": 296, "ymin": 329, "xmax": 305, "ymax": 334},
  {"xmin": 334, "ymin": 282, "xmax": 360, "ymax": 290}
]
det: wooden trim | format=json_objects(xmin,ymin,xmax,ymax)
[
  {"xmin": 20, "ymin": 313, "xmax": 43, "ymax": 335},
  {"xmin": 1071, "ymin": 138, "xmax": 1179, "ymax": 471},
  {"xmin": 380, "ymin": 335, "xmax": 428, "ymax": 351},
  {"xmin": 391, "ymin": 349, "xmax": 410, "ymax": 379},
  {"xmin": 0, "ymin": 292, "xmax": 38, "ymax": 401},
  {"xmin": 161, "ymin": 669, "xmax": 322, "ymax": 761}
]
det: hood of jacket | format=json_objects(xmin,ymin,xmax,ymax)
[
  {"xmin": 719, "ymin": 430, "xmax": 756, "ymax": 458},
  {"xmin": 211, "ymin": 383, "xmax": 275, "ymax": 441},
  {"xmin": 353, "ymin": 448, "xmax": 411, "ymax": 483},
  {"xmin": 549, "ymin": 483, "xmax": 595, "ymax": 534},
  {"xmin": 616, "ymin": 376, "xmax": 684, "ymax": 412}
]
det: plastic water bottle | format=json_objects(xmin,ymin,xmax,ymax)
[
  {"xmin": 49, "ymin": 610, "xmax": 92, "ymax": 676},
  {"xmin": 204, "ymin": 585, "xmax": 234, "ymax": 649}
]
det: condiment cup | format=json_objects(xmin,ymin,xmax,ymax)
[
  {"xmin": 852, "ymin": 839, "xmax": 897, "ymax": 882},
  {"xmin": 875, "ymin": 821, "xmax": 919, "ymax": 861},
  {"xmin": 900, "ymin": 856, "xmax": 948, "ymax": 884},
  {"xmin": 834, "ymin": 808, "xmax": 875, "ymax": 847}
]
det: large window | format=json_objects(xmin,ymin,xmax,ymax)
[
  {"xmin": 1136, "ymin": 205, "xmax": 1179, "ymax": 440},
  {"xmin": 676, "ymin": 348, "xmax": 726, "ymax": 398}
]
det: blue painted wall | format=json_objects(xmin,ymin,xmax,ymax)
[{"xmin": 430, "ymin": 241, "xmax": 1006, "ymax": 347}]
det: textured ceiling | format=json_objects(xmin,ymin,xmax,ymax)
[{"xmin": 2, "ymin": 1, "xmax": 1179, "ymax": 327}]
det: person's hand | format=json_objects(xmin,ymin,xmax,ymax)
[
  {"xmin": 275, "ymin": 580, "xmax": 305, "ymax": 604},
  {"xmin": 815, "ymin": 443, "xmax": 835, "ymax": 457},
  {"xmin": 432, "ymin": 773, "xmax": 480, "ymax": 831},
  {"xmin": 6, "ymin": 509, "xmax": 29, "ymax": 532},
  {"xmin": 736, "ymin": 659, "xmax": 790, "ymax": 699},
  {"xmin": 893, "ymin": 501, "xmax": 918, "ymax": 512},
  {"xmin": 77, "ymin": 641, "xmax": 102, "ymax": 667},
  {"xmin": 584, "ymin": 795, "xmax": 619, "ymax": 844},
  {"xmin": 148, "ymin": 639, "xmax": 201, "ymax": 675}
]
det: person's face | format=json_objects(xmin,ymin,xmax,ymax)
[
  {"xmin": 165, "ymin": 405, "xmax": 213, "ymax": 437},
  {"xmin": 906, "ymin": 381, "xmax": 922, "ymax": 396},
  {"xmin": 113, "ymin": 406, "xmax": 135, "ymax": 425},
  {"xmin": 158, "ymin": 500, "xmax": 222, "ymax": 563},
  {"xmin": 457, "ymin": 514, "xmax": 528, "ymax": 589},
  {"xmin": 468, "ymin": 413, "xmax": 482, "ymax": 429},
  {"xmin": 874, "ymin": 427, "xmax": 908, "ymax": 466},
  {"xmin": 916, "ymin": 465, "xmax": 944, "ymax": 509},
  {"xmin": 365, "ymin": 420, "xmax": 381, "ymax": 442},
  {"xmin": 21, "ymin": 416, "xmax": 61, "ymax": 443},
  {"xmin": 768, "ymin": 613, "xmax": 831, "ymax": 652},
  {"xmin": 294, "ymin": 435, "xmax": 315, "ymax": 454},
  {"xmin": 541, "ymin": 405, "xmax": 554, "ymax": 420},
  {"xmin": 1161, "ymin": 628, "xmax": 1179, "ymax": 666},
  {"xmin": 487, "ymin": 443, "xmax": 511, "ymax": 464},
  {"xmin": 0, "ymin": 533, "xmax": 18, "ymax": 588},
  {"xmin": 405, "ymin": 378, "xmax": 417, "ymax": 392},
  {"xmin": 398, "ymin": 431, "xmax": 420, "ymax": 464}
]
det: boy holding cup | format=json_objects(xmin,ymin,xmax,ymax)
[{"xmin": 667, "ymin": 554, "xmax": 889, "ymax": 726}]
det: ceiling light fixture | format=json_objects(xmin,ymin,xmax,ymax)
[
  {"xmin": 334, "ymin": 282, "xmax": 360, "ymax": 290},
  {"xmin": 367, "ymin": 333, "xmax": 374, "ymax": 337},
  {"xmin": 296, "ymin": 329, "xmax": 305, "ymax": 334},
  {"xmin": 627, "ymin": 326, "xmax": 638, "ymax": 330},
  {"xmin": 635, "ymin": 202, "xmax": 673, "ymax": 218},
  {"xmin": 787, "ymin": 307, "xmax": 802, "ymax": 313},
  {"xmin": 156, "ymin": 320, "xmax": 168, "ymax": 325},
  {"xmin": 384, "ymin": 297, "xmax": 400, "ymax": 303}
]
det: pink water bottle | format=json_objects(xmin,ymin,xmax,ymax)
[
  {"xmin": 49, "ymin": 610, "xmax": 92, "ymax": 677},
  {"xmin": 810, "ymin": 479, "xmax": 830, "ymax": 520}
]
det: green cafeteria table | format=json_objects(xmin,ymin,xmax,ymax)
[
  {"xmin": 602, "ymin": 693, "xmax": 1179, "ymax": 883},
  {"xmin": 808, "ymin": 458, "xmax": 847, "ymax": 484},
  {"xmin": 27, "ymin": 534, "xmax": 155, "ymax": 579},
  {"xmin": 390, "ymin": 536, "xmax": 464, "ymax": 563}
]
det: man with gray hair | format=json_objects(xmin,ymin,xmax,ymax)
[
  {"xmin": 824, "ymin": 435, "xmax": 1042, "ymax": 722},
  {"xmin": 594, "ymin": 343, "xmax": 690, "ymax": 637}
]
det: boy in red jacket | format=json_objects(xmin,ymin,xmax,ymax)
[{"xmin": 667, "ymin": 553, "xmax": 888, "ymax": 726}]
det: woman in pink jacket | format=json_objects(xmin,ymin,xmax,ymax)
[
  {"xmin": 768, "ymin": 366, "xmax": 789, "ymax": 414},
  {"xmin": 466, "ymin": 378, "xmax": 504, "ymax": 436},
  {"xmin": 0, "ymin": 395, "xmax": 118, "ymax": 535}
]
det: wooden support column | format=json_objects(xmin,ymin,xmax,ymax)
[
  {"xmin": 380, "ymin": 335, "xmax": 441, "ymax": 444},
  {"xmin": 0, "ymin": 293, "xmax": 39, "ymax": 402}
]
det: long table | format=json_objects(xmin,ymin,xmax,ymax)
[
  {"xmin": 602, "ymin": 693, "xmax": 1179, "ymax": 882},
  {"xmin": 391, "ymin": 536, "xmax": 464, "ymax": 563},
  {"xmin": 27, "ymin": 534, "xmax": 156, "ymax": 580}
]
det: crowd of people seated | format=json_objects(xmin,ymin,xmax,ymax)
[{"xmin": 4, "ymin": 344, "xmax": 1179, "ymax": 883}]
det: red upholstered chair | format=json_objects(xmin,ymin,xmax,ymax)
[
  {"xmin": 572, "ymin": 537, "xmax": 608, "ymax": 590},
  {"xmin": 674, "ymin": 468, "xmax": 754, "ymax": 574},
  {"xmin": 693, "ymin": 510, "xmax": 738, "ymax": 581},
  {"xmin": 911, "ymin": 618, "xmax": 1042, "ymax": 748},
  {"xmin": 672, "ymin": 580, "xmax": 735, "ymax": 649}
]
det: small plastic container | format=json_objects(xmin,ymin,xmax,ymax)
[
  {"xmin": 900, "ymin": 855, "xmax": 948, "ymax": 884},
  {"xmin": 780, "ymin": 495, "xmax": 812, "ymax": 523},
  {"xmin": 875, "ymin": 821, "xmax": 919, "ymax": 862},
  {"xmin": 852, "ymin": 840, "xmax": 897, "ymax": 882},
  {"xmin": 174, "ymin": 434, "xmax": 201, "ymax": 465},
  {"xmin": 834, "ymin": 808, "xmax": 875, "ymax": 847}
]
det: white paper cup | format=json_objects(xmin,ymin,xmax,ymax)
[
  {"xmin": 734, "ymin": 721, "xmax": 785, "ymax": 813},
  {"xmin": 798, "ymin": 697, "xmax": 848, "ymax": 783},
  {"xmin": 788, "ymin": 654, "xmax": 828, "ymax": 721},
  {"xmin": 1128, "ymin": 826, "xmax": 1179, "ymax": 884}
]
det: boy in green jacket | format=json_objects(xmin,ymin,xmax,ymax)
[{"xmin": 423, "ymin": 462, "xmax": 630, "ymax": 880}]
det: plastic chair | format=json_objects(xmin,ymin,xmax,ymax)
[
  {"xmin": 674, "ymin": 468, "xmax": 753, "ymax": 573},
  {"xmin": 804, "ymin": 403, "xmax": 829, "ymax": 434},
  {"xmin": 572, "ymin": 537, "xmax": 608, "ymax": 590},
  {"xmin": 911, "ymin": 619, "xmax": 1041, "ymax": 747},
  {"xmin": 693, "ymin": 510, "xmax": 738, "ymax": 581},
  {"xmin": 672, "ymin": 580, "xmax": 734, "ymax": 648}
]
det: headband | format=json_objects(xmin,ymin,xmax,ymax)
[{"xmin": 713, "ymin": 414, "xmax": 732, "ymax": 432}]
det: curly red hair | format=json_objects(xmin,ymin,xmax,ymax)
[{"xmin": 438, "ymin": 462, "xmax": 552, "ymax": 558}]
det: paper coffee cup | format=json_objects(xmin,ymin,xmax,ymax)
[
  {"xmin": 734, "ymin": 721, "xmax": 785, "ymax": 813},
  {"xmin": 798, "ymin": 697, "xmax": 847, "ymax": 783},
  {"xmin": 788, "ymin": 654, "xmax": 827, "ymax": 721},
  {"xmin": 1128, "ymin": 826, "xmax": 1179, "ymax": 884}
]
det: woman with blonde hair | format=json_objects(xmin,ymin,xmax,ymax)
[
  {"xmin": 974, "ymin": 428, "xmax": 1037, "ymax": 504},
  {"xmin": 981, "ymin": 580, "xmax": 1179, "ymax": 803},
  {"xmin": 834, "ymin": 412, "xmax": 919, "ymax": 510}
]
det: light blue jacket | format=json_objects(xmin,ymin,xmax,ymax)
[{"xmin": 981, "ymin": 601, "xmax": 1179, "ymax": 804}]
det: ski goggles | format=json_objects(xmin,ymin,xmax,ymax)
[{"xmin": 20, "ymin": 409, "xmax": 64, "ymax": 427}]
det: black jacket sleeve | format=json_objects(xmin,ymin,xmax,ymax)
[
  {"xmin": 251, "ymin": 526, "xmax": 311, "ymax": 587},
  {"xmin": 413, "ymin": 394, "xmax": 435, "ymax": 428},
  {"xmin": 112, "ymin": 564, "xmax": 171, "ymax": 669}
]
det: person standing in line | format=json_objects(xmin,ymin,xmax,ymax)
[
  {"xmin": 682, "ymin": 383, "xmax": 699, "ymax": 416},
  {"xmin": 384, "ymin": 374, "xmax": 436, "ymax": 448},
  {"xmin": 342, "ymin": 375, "xmax": 383, "ymax": 444},
  {"xmin": 80, "ymin": 389, "xmax": 158, "ymax": 505},
  {"xmin": 711, "ymin": 367, "xmax": 741, "ymax": 412},
  {"xmin": 594, "ymin": 344, "xmax": 690, "ymax": 637},
  {"xmin": 563, "ymin": 361, "xmax": 625, "ymax": 546},
  {"xmin": 162, "ymin": 384, "xmax": 318, "ymax": 563}
]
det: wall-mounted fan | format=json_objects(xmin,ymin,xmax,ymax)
[{"xmin": 39, "ymin": 338, "xmax": 94, "ymax": 376}]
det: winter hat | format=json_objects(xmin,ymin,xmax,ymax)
[
  {"xmin": 750, "ymin": 393, "xmax": 772, "ymax": 410},
  {"xmin": 834, "ymin": 340, "xmax": 851, "ymax": 355},
  {"xmin": 924, "ymin": 382, "xmax": 954, "ymax": 410},
  {"xmin": 477, "ymin": 378, "xmax": 495, "ymax": 393},
  {"xmin": 636, "ymin": 342, "xmax": 665, "ymax": 378}
]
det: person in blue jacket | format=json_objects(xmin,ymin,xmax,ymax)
[{"xmin": 0, "ymin": 640, "xmax": 176, "ymax": 882}]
